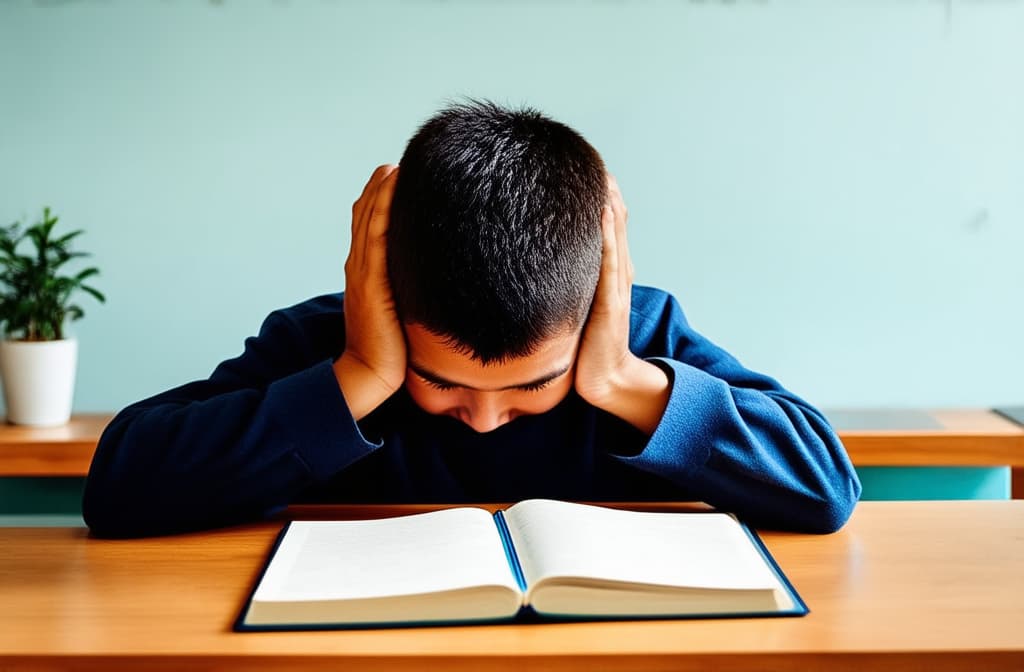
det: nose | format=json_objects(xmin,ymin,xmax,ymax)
[{"xmin": 460, "ymin": 393, "xmax": 512, "ymax": 433}]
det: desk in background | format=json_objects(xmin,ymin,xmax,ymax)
[
  {"xmin": 825, "ymin": 408, "xmax": 1024, "ymax": 499},
  {"xmin": 1, "ymin": 409, "xmax": 1022, "ymax": 495},
  {"xmin": 995, "ymin": 406, "xmax": 1024, "ymax": 498},
  {"xmin": 0, "ymin": 414, "xmax": 111, "ymax": 476},
  {"xmin": 0, "ymin": 500, "xmax": 1021, "ymax": 671}
]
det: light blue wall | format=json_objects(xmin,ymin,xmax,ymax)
[{"xmin": 2, "ymin": 1, "xmax": 1022, "ymax": 413}]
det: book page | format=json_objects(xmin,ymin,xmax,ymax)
[
  {"xmin": 254, "ymin": 508, "xmax": 520, "ymax": 603},
  {"xmin": 504, "ymin": 500, "xmax": 780, "ymax": 593}
]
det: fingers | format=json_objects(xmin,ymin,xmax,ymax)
[
  {"xmin": 594, "ymin": 203, "xmax": 618, "ymax": 311},
  {"xmin": 364, "ymin": 166, "xmax": 399, "ymax": 275},
  {"xmin": 353, "ymin": 165, "xmax": 395, "ymax": 238},
  {"xmin": 605, "ymin": 173, "xmax": 633, "ymax": 298},
  {"xmin": 349, "ymin": 164, "xmax": 398, "ymax": 274},
  {"xmin": 366, "ymin": 165, "xmax": 399, "ymax": 240}
]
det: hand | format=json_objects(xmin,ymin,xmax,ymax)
[
  {"xmin": 333, "ymin": 164, "xmax": 406, "ymax": 420},
  {"xmin": 574, "ymin": 174, "xmax": 670, "ymax": 435}
]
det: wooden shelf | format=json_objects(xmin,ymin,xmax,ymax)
[{"xmin": 0, "ymin": 414, "xmax": 112, "ymax": 476}]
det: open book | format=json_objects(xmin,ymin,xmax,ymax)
[{"xmin": 236, "ymin": 500, "xmax": 807, "ymax": 630}]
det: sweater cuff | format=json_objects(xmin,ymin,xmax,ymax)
[
  {"xmin": 614, "ymin": 357, "xmax": 727, "ymax": 479},
  {"xmin": 263, "ymin": 359, "xmax": 380, "ymax": 479}
]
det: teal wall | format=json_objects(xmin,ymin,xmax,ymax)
[
  {"xmin": 1, "ymin": 2, "xmax": 1022, "ymax": 516},
  {"xmin": 2, "ymin": 0, "xmax": 1022, "ymax": 412}
]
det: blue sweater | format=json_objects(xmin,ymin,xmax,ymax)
[{"xmin": 83, "ymin": 285, "xmax": 860, "ymax": 537}]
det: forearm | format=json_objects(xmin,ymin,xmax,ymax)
[
  {"xmin": 613, "ymin": 359, "xmax": 860, "ymax": 533},
  {"xmin": 84, "ymin": 362, "xmax": 377, "ymax": 537}
]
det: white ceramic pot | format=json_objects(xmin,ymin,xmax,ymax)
[{"xmin": 0, "ymin": 339, "xmax": 78, "ymax": 426}]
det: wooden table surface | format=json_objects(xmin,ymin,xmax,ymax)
[{"xmin": 0, "ymin": 500, "xmax": 1022, "ymax": 671}]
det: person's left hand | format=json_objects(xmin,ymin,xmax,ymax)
[
  {"xmin": 574, "ymin": 174, "xmax": 670, "ymax": 435},
  {"xmin": 574, "ymin": 174, "xmax": 635, "ymax": 407}
]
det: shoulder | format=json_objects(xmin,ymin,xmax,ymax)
[
  {"xmin": 259, "ymin": 292, "xmax": 346, "ymax": 354},
  {"xmin": 629, "ymin": 285, "xmax": 688, "ymax": 329},
  {"xmin": 271, "ymin": 292, "xmax": 345, "ymax": 325},
  {"xmin": 628, "ymin": 284, "xmax": 694, "ymax": 355},
  {"xmin": 630, "ymin": 284, "xmax": 676, "ymax": 314}
]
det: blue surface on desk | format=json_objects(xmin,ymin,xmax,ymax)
[
  {"xmin": 994, "ymin": 407, "xmax": 1024, "ymax": 427},
  {"xmin": 856, "ymin": 467, "xmax": 1010, "ymax": 501}
]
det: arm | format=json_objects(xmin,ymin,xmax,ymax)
[
  {"xmin": 576, "ymin": 175, "xmax": 859, "ymax": 533},
  {"xmin": 84, "ymin": 165, "xmax": 406, "ymax": 537},
  {"xmin": 83, "ymin": 303, "xmax": 379, "ymax": 538},
  {"xmin": 574, "ymin": 177, "xmax": 671, "ymax": 435},
  {"xmin": 618, "ymin": 289, "xmax": 861, "ymax": 534}
]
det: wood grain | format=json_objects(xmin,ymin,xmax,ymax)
[
  {"xmin": 0, "ymin": 501, "xmax": 1021, "ymax": 671},
  {"xmin": 0, "ymin": 413, "xmax": 112, "ymax": 475},
  {"xmin": 833, "ymin": 408, "xmax": 1024, "ymax": 466}
]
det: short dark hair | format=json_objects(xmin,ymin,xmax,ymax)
[{"xmin": 387, "ymin": 100, "xmax": 606, "ymax": 364}]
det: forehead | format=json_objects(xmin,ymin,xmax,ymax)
[{"xmin": 403, "ymin": 322, "xmax": 580, "ymax": 389}]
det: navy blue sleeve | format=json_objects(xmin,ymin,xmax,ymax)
[
  {"xmin": 82, "ymin": 306, "xmax": 378, "ymax": 538},
  {"xmin": 617, "ymin": 287, "xmax": 861, "ymax": 533}
]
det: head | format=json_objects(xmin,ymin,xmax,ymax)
[{"xmin": 388, "ymin": 100, "xmax": 607, "ymax": 432}]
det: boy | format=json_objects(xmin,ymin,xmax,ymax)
[{"xmin": 84, "ymin": 101, "xmax": 860, "ymax": 537}]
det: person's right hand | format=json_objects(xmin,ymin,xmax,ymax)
[{"xmin": 333, "ymin": 164, "xmax": 406, "ymax": 420}]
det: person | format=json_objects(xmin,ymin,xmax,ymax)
[{"xmin": 83, "ymin": 100, "xmax": 860, "ymax": 538}]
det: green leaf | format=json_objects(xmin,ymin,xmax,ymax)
[
  {"xmin": 80, "ymin": 284, "xmax": 106, "ymax": 304},
  {"xmin": 0, "ymin": 208, "xmax": 104, "ymax": 339},
  {"xmin": 53, "ymin": 229, "xmax": 85, "ymax": 247},
  {"xmin": 74, "ymin": 267, "xmax": 100, "ymax": 283}
]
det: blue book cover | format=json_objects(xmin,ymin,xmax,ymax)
[{"xmin": 235, "ymin": 500, "xmax": 809, "ymax": 631}]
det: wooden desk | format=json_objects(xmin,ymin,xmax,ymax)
[
  {"xmin": 0, "ymin": 501, "xmax": 1021, "ymax": 671},
  {"xmin": 0, "ymin": 414, "xmax": 112, "ymax": 476},
  {"xmin": 829, "ymin": 408, "xmax": 1024, "ymax": 466},
  {"xmin": 827, "ymin": 408, "xmax": 1024, "ymax": 499},
  {"xmin": 3, "ymin": 409, "xmax": 1023, "ymax": 475}
]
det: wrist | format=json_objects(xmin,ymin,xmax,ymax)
[
  {"xmin": 583, "ymin": 356, "xmax": 671, "ymax": 436},
  {"xmin": 333, "ymin": 352, "xmax": 403, "ymax": 421}
]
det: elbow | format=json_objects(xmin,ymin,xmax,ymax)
[
  {"xmin": 792, "ymin": 420, "xmax": 863, "ymax": 534},
  {"xmin": 800, "ymin": 470, "xmax": 862, "ymax": 534},
  {"xmin": 803, "ymin": 496, "xmax": 857, "ymax": 534},
  {"xmin": 81, "ymin": 410, "xmax": 206, "ymax": 538},
  {"xmin": 82, "ymin": 468, "xmax": 146, "ymax": 538},
  {"xmin": 82, "ymin": 420, "xmax": 146, "ymax": 537},
  {"xmin": 83, "ymin": 480, "xmax": 235, "ymax": 539},
  {"xmin": 83, "ymin": 462, "xmax": 239, "ymax": 538},
  {"xmin": 82, "ymin": 437, "xmax": 126, "ymax": 537},
  {"xmin": 82, "ymin": 430, "xmax": 184, "ymax": 538},
  {"xmin": 82, "ymin": 494, "xmax": 128, "ymax": 538},
  {"xmin": 82, "ymin": 490, "xmax": 128, "ymax": 538}
]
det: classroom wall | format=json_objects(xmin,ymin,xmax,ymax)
[{"xmin": 2, "ymin": 0, "xmax": 1022, "ymax": 414}]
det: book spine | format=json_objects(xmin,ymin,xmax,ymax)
[{"xmin": 493, "ymin": 511, "xmax": 527, "ymax": 592}]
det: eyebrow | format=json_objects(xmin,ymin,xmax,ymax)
[{"xmin": 409, "ymin": 362, "xmax": 572, "ymax": 392}]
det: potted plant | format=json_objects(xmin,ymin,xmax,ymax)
[{"xmin": 0, "ymin": 207, "xmax": 105, "ymax": 426}]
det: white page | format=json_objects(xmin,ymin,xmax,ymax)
[
  {"xmin": 254, "ymin": 508, "xmax": 520, "ymax": 603},
  {"xmin": 504, "ymin": 500, "xmax": 779, "ymax": 592}
]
